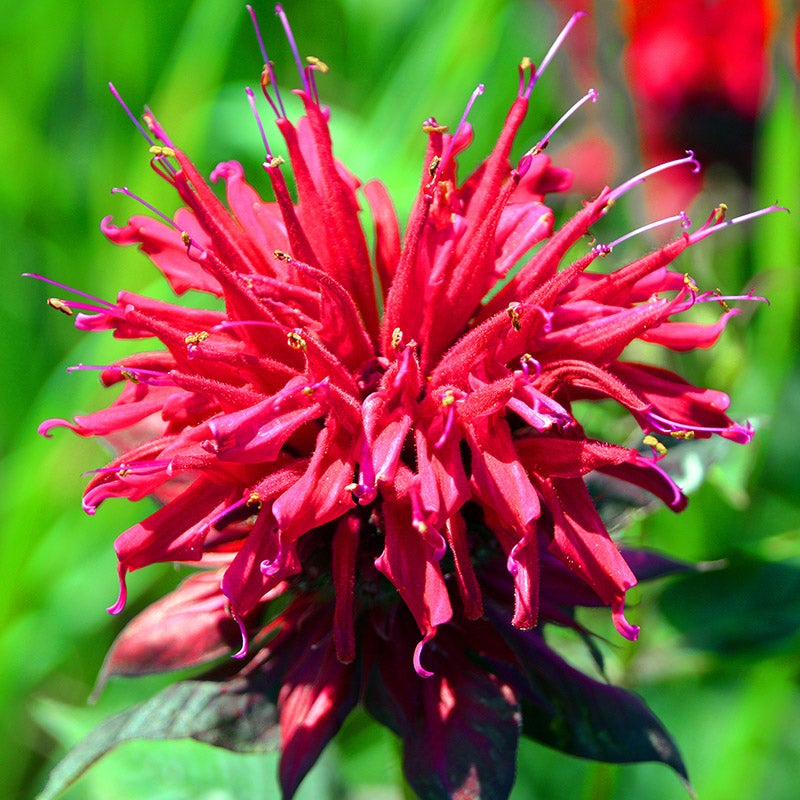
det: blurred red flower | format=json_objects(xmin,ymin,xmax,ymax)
[{"xmin": 622, "ymin": 0, "xmax": 775, "ymax": 214}]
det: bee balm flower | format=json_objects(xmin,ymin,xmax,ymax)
[{"xmin": 35, "ymin": 6, "xmax": 781, "ymax": 800}]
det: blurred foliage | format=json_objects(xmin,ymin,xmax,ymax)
[{"xmin": 2, "ymin": 0, "xmax": 799, "ymax": 798}]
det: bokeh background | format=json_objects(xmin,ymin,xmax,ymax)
[{"xmin": 2, "ymin": 0, "xmax": 799, "ymax": 798}]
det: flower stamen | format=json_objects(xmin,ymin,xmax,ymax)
[
  {"xmin": 687, "ymin": 204, "xmax": 789, "ymax": 245},
  {"xmin": 108, "ymin": 82, "xmax": 155, "ymax": 147},
  {"xmin": 245, "ymin": 86, "xmax": 275, "ymax": 161},
  {"xmin": 275, "ymin": 3, "xmax": 310, "ymax": 97},
  {"xmin": 430, "ymin": 84, "xmax": 484, "ymax": 184},
  {"xmin": 524, "ymin": 11, "xmax": 587, "ymax": 98},
  {"xmin": 287, "ymin": 329, "xmax": 307, "ymax": 350},
  {"xmin": 527, "ymin": 88, "xmax": 598, "ymax": 156},
  {"xmin": 305, "ymin": 56, "xmax": 328, "ymax": 105},
  {"xmin": 47, "ymin": 297, "xmax": 74, "ymax": 316},
  {"xmin": 607, "ymin": 151, "xmax": 701, "ymax": 204},
  {"xmin": 111, "ymin": 187, "xmax": 179, "ymax": 231},
  {"xmin": 65, "ymin": 363, "xmax": 173, "ymax": 386},
  {"xmin": 642, "ymin": 434, "xmax": 667, "ymax": 458},
  {"xmin": 184, "ymin": 331, "xmax": 210, "ymax": 347},
  {"xmin": 519, "ymin": 353, "xmax": 541, "ymax": 379},
  {"xmin": 247, "ymin": 4, "xmax": 286, "ymax": 117},
  {"xmin": 695, "ymin": 288, "xmax": 769, "ymax": 307},
  {"xmin": 592, "ymin": 211, "xmax": 690, "ymax": 255},
  {"xmin": 22, "ymin": 274, "xmax": 114, "ymax": 310},
  {"xmin": 647, "ymin": 410, "xmax": 754, "ymax": 443},
  {"xmin": 518, "ymin": 56, "xmax": 534, "ymax": 98}
]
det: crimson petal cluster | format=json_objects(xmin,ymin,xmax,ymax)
[{"xmin": 38, "ymin": 7, "xmax": 770, "ymax": 799}]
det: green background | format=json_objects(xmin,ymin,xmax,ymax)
[{"xmin": 2, "ymin": 0, "xmax": 799, "ymax": 798}]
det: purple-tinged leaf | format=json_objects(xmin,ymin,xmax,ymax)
[
  {"xmin": 36, "ymin": 678, "xmax": 279, "ymax": 800},
  {"xmin": 622, "ymin": 548, "xmax": 721, "ymax": 582},
  {"xmin": 364, "ymin": 616, "xmax": 521, "ymax": 800},
  {"xmin": 487, "ymin": 607, "xmax": 690, "ymax": 786},
  {"xmin": 277, "ymin": 624, "xmax": 360, "ymax": 799}
]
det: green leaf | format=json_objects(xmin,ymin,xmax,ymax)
[
  {"xmin": 36, "ymin": 678, "xmax": 279, "ymax": 800},
  {"xmin": 658, "ymin": 556, "xmax": 800, "ymax": 655}
]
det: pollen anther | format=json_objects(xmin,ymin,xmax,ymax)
[
  {"xmin": 714, "ymin": 289, "xmax": 731, "ymax": 313},
  {"xmin": 47, "ymin": 298, "xmax": 74, "ymax": 316},
  {"xmin": 507, "ymin": 303, "xmax": 523, "ymax": 331},
  {"xmin": 683, "ymin": 273, "xmax": 699, "ymax": 293},
  {"xmin": 669, "ymin": 430, "xmax": 695, "ymax": 440},
  {"xmin": 184, "ymin": 331, "xmax": 209, "ymax": 346},
  {"xmin": 306, "ymin": 55, "xmax": 329, "ymax": 72},
  {"xmin": 643, "ymin": 434, "xmax": 667, "ymax": 456},
  {"xmin": 149, "ymin": 145, "xmax": 176, "ymax": 158},
  {"xmin": 119, "ymin": 368, "xmax": 140, "ymax": 384},
  {"xmin": 287, "ymin": 329, "xmax": 307, "ymax": 350}
]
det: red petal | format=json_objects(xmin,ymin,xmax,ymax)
[
  {"xmin": 465, "ymin": 414, "xmax": 540, "ymax": 531},
  {"xmin": 363, "ymin": 179, "xmax": 401, "ymax": 293},
  {"xmin": 332, "ymin": 514, "xmax": 360, "ymax": 663},
  {"xmin": 444, "ymin": 513, "xmax": 483, "ymax": 620},
  {"xmin": 517, "ymin": 436, "xmax": 636, "ymax": 478},
  {"xmin": 221, "ymin": 509, "xmax": 300, "ymax": 620},
  {"xmin": 101, "ymin": 214, "xmax": 223, "ymax": 296},
  {"xmin": 641, "ymin": 308, "xmax": 741, "ymax": 351},
  {"xmin": 278, "ymin": 614, "xmax": 358, "ymax": 799},
  {"xmin": 114, "ymin": 478, "xmax": 236, "ymax": 573},
  {"xmin": 543, "ymin": 477, "xmax": 637, "ymax": 611},
  {"xmin": 374, "ymin": 499, "xmax": 452, "ymax": 676},
  {"xmin": 272, "ymin": 422, "xmax": 355, "ymax": 542}
]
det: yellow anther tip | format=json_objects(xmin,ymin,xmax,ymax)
[
  {"xmin": 119, "ymin": 368, "xmax": 140, "ymax": 384},
  {"xmin": 643, "ymin": 435, "xmax": 667, "ymax": 456},
  {"xmin": 287, "ymin": 330, "xmax": 307, "ymax": 350},
  {"xmin": 306, "ymin": 55, "xmax": 329, "ymax": 72},
  {"xmin": 47, "ymin": 297, "xmax": 74, "ymax": 316},
  {"xmin": 184, "ymin": 331, "xmax": 209, "ymax": 346},
  {"xmin": 413, "ymin": 520, "xmax": 429, "ymax": 535}
]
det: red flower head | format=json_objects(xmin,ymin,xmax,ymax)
[
  {"xmin": 36, "ymin": 6, "xmax": 781, "ymax": 799},
  {"xmin": 622, "ymin": 0, "xmax": 775, "ymax": 214}
]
